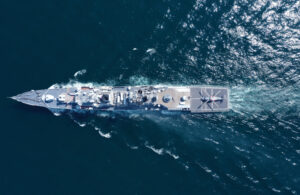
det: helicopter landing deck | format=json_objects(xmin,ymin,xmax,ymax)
[{"xmin": 190, "ymin": 87, "xmax": 229, "ymax": 113}]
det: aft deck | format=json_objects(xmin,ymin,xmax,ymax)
[
  {"xmin": 156, "ymin": 87, "xmax": 190, "ymax": 110},
  {"xmin": 190, "ymin": 87, "xmax": 229, "ymax": 113}
]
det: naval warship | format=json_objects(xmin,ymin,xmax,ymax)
[{"xmin": 11, "ymin": 85, "xmax": 229, "ymax": 114}]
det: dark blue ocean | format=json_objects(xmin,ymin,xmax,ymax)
[{"xmin": 1, "ymin": 0, "xmax": 299, "ymax": 194}]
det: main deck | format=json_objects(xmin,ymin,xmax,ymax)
[{"xmin": 12, "ymin": 85, "xmax": 230, "ymax": 113}]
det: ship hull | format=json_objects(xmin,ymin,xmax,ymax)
[{"xmin": 12, "ymin": 86, "xmax": 230, "ymax": 114}]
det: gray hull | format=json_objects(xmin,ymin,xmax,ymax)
[{"xmin": 12, "ymin": 86, "xmax": 230, "ymax": 114}]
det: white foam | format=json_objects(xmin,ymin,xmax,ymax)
[
  {"xmin": 129, "ymin": 75, "xmax": 150, "ymax": 85},
  {"xmin": 79, "ymin": 123, "xmax": 86, "ymax": 127},
  {"xmin": 74, "ymin": 69, "xmax": 87, "ymax": 78},
  {"xmin": 204, "ymin": 137, "xmax": 219, "ymax": 145},
  {"xmin": 53, "ymin": 112, "xmax": 62, "ymax": 116},
  {"xmin": 235, "ymin": 146, "xmax": 246, "ymax": 152},
  {"xmin": 129, "ymin": 113, "xmax": 142, "ymax": 119},
  {"xmin": 230, "ymin": 86, "xmax": 300, "ymax": 115},
  {"xmin": 271, "ymin": 188, "xmax": 281, "ymax": 193},
  {"xmin": 49, "ymin": 108, "xmax": 64, "ymax": 116},
  {"xmin": 96, "ymin": 112, "xmax": 110, "ymax": 118},
  {"xmin": 98, "ymin": 131, "xmax": 111, "ymax": 138},
  {"xmin": 197, "ymin": 163, "xmax": 212, "ymax": 173},
  {"xmin": 62, "ymin": 80, "xmax": 95, "ymax": 89},
  {"xmin": 145, "ymin": 144, "xmax": 164, "ymax": 155},
  {"xmin": 127, "ymin": 144, "xmax": 139, "ymax": 150},
  {"xmin": 145, "ymin": 143, "xmax": 179, "ymax": 160},
  {"xmin": 95, "ymin": 127, "xmax": 111, "ymax": 138},
  {"xmin": 146, "ymin": 48, "xmax": 156, "ymax": 55},
  {"xmin": 165, "ymin": 150, "xmax": 179, "ymax": 159},
  {"xmin": 70, "ymin": 116, "xmax": 86, "ymax": 127},
  {"xmin": 247, "ymin": 176, "xmax": 259, "ymax": 184},
  {"xmin": 184, "ymin": 164, "xmax": 189, "ymax": 170},
  {"xmin": 48, "ymin": 84, "xmax": 60, "ymax": 89},
  {"xmin": 226, "ymin": 173, "xmax": 238, "ymax": 181}
]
